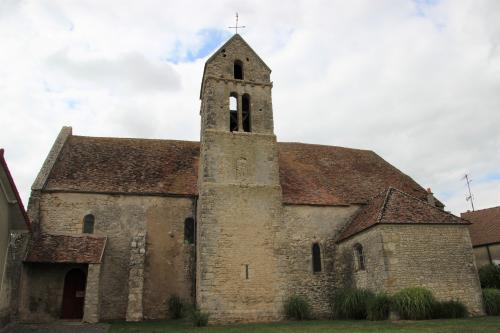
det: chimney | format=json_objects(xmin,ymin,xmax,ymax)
[{"xmin": 427, "ymin": 188, "xmax": 436, "ymax": 207}]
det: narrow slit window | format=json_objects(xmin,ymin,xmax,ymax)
[
  {"xmin": 83, "ymin": 214, "xmax": 94, "ymax": 234},
  {"xmin": 242, "ymin": 94, "xmax": 251, "ymax": 132},
  {"xmin": 234, "ymin": 60, "xmax": 243, "ymax": 80},
  {"xmin": 312, "ymin": 243, "xmax": 322, "ymax": 273},
  {"xmin": 354, "ymin": 244, "xmax": 365, "ymax": 271},
  {"xmin": 184, "ymin": 218, "xmax": 195, "ymax": 244},
  {"xmin": 245, "ymin": 264, "xmax": 249, "ymax": 279},
  {"xmin": 229, "ymin": 93, "xmax": 238, "ymax": 132}
]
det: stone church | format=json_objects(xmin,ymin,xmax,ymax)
[{"xmin": 19, "ymin": 34, "xmax": 484, "ymax": 324}]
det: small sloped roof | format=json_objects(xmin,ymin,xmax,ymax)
[
  {"xmin": 337, "ymin": 187, "xmax": 468, "ymax": 242},
  {"xmin": 0, "ymin": 149, "xmax": 30, "ymax": 230},
  {"xmin": 462, "ymin": 206, "xmax": 500, "ymax": 246},
  {"xmin": 25, "ymin": 233, "xmax": 106, "ymax": 264},
  {"xmin": 43, "ymin": 135, "xmax": 434, "ymax": 206}
]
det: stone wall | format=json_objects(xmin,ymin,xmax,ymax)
[
  {"xmin": 19, "ymin": 263, "xmax": 87, "ymax": 322},
  {"xmin": 280, "ymin": 204, "xmax": 359, "ymax": 318},
  {"xmin": 201, "ymin": 79, "xmax": 274, "ymax": 134},
  {"xmin": 197, "ymin": 184, "xmax": 285, "ymax": 323},
  {"xmin": 126, "ymin": 233, "xmax": 146, "ymax": 321},
  {"xmin": 0, "ymin": 231, "xmax": 29, "ymax": 327},
  {"xmin": 203, "ymin": 35, "xmax": 270, "ymax": 86},
  {"xmin": 337, "ymin": 224, "xmax": 484, "ymax": 315},
  {"xmin": 143, "ymin": 198, "xmax": 195, "ymax": 319},
  {"xmin": 36, "ymin": 192, "xmax": 196, "ymax": 320}
]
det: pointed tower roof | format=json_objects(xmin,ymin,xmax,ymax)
[{"xmin": 200, "ymin": 34, "xmax": 271, "ymax": 98}]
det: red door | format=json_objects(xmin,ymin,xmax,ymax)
[{"xmin": 61, "ymin": 268, "xmax": 86, "ymax": 319}]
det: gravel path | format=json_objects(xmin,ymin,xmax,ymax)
[{"xmin": 1, "ymin": 322, "xmax": 110, "ymax": 333}]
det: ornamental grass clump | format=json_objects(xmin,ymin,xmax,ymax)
[
  {"xmin": 168, "ymin": 295, "xmax": 184, "ymax": 319},
  {"xmin": 432, "ymin": 300, "xmax": 468, "ymax": 319},
  {"xmin": 483, "ymin": 288, "xmax": 500, "ymax": 316},
  {"xmin": 191, "ymin": 309, "xmax": 209, "ymax": 326},
  {"xmin": 284, "ymin": 295, "xmax": 311, "ymax": 320},
  {"xmin": 367, "ymin": 293, "xmax": 391, "ymax": 321},
  {"xmin": 332, "ymin": 288, "xmax": 374, "ymax": 319},
  {"xmin": 391, "ymin": 287, "xmax": 435, "ymax": 320}
]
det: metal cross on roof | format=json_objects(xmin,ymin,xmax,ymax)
[{"xmin": 228, "ymin": 12, "xmax": 246, "ymax": 34}]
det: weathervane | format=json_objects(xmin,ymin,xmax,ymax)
[{"xmin": 228, "ymin": 12, "xmax": 246, "ymax": 34}]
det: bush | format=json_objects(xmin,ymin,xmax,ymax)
[
  {"xmin": 391, "ymin": 287, "xmax": 435, "ymax": 320},
  {"xmin": 168, "ymin": 295, "xmax": 184, "ymax": 319},
  {"xmin": 191, "ymin": 309, "xmax": 209, "ymax": 326},
  {"xmin": 479, "ymin": 264, "xmax": 500, "ymax": 289},
  {"xmin": 483, "ymin": 288, "xmax": 500, "ymax": 315},
  {"xmin": 332, "ymin": 288, "xmax": 374, "ymax": 319},
  {"xmin": 367, "ymin": 293, "xmax": 391, "ymax": 321},
  {"xmin": 432, "ymin": 300, "xmax": 468, "ymax": 319},
  {"xmin": 284, "ymin": 295, "xmax": 311, "ymax": 320}
]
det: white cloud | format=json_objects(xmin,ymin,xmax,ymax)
[{"xmin": 0, "ymin": 0, "xmax": 499, "ymax": 216}]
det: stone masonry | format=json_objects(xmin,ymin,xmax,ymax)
[
  {"xmin": 126, "ymin": 233, "xmax": 146, "ymax": 321},
  {"xmin": 20, "ymin": 33, "xmax": 485, "ymax": 324},
  {"xmin": 83, "ymin": 264, "xmax": 102, "ymax": 323}
]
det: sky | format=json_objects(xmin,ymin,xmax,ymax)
[{"xmin": 0, "ymin": 0, "xmax": 499, "ymax": 215}]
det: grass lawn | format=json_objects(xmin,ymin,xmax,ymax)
[{"xmin": 109, "ymin": 317, "xmax": 500, "ymax": 333}]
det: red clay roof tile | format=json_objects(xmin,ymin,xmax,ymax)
[
  {"xmin": 337, "ymin": 187, "xmax": 468, "ymax": 242},
  {"xmin": 25, "ymin": 233, "xmax": 106, "ymax": 264},
  {"xmin": 462, "ymin": 206, "xmax": 500, "ymax": 247},
  {"xmin": 44, "ymin": 136, "xmax": 436, "ymax": 206}
]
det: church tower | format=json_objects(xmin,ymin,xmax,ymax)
[{"xmin": 196, "ymin": 34, "xmax": 285, "ymax": 322}]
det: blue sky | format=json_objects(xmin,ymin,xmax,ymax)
[{"xmin": 0, "ymin": 0, "xmax": 499, "ymax": 215}]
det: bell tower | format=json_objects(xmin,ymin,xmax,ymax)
[{"xmin": 196, "ymin": 34, "xmax": 284, "ymax": 322}]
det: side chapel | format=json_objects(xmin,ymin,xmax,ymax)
[{"xmin": 19, "ymin": 34, "xmax": 484, "ymax": 323}]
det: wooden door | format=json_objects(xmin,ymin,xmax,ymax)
[{"xmin": 61, "ymin": 268, "xmax": 86, "ymax": 319}]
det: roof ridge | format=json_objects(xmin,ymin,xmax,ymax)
[
  {"xmin": 278, "ymin": 141, "xmax": 373, "ymax": 152},
  {"xmin": 462, "ymin": 205, "xmax": 500, "ymax": 214},
  {"xmin": 377, "ymin": 187, "xmax": 394, "ymax": 224},
  {"xmin": 72, "ymin": 135, "xmax": 200, "ymax": 144}
]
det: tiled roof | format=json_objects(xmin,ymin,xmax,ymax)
[
  {"xmin": 461, "ymin": 206, "xmax": 500, "ymax": 247},
  {"xmin": 25, "ymin": 233, "xmax": 106, "ymax": 264},
  {"xmin": 45, "ymin": 136, "xmax": 199, "ymax": 196},
  {"xmin": 0, "ymin": 149, "xmax": 31, "ymax": 230},
  {"xmin": 337, "ymin": 187, "xmax": 468, "ymax": 242},
  {"xmin": 44, "ymin": 135, "xmax": 435, "ymax": 206},
  {"xmin": 277, "ymin": 143, "xmax": 433, "ymax": 205}
]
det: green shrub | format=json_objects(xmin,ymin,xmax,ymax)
[
  {"xmin": 479, "ymin": 264, "xmax": 500, "ymax": 289},
  {"xmin": 191, "ymin": 309, "xmax": 209, "ymax": 326},
  {"xmin": 332, "ymin": 288, "xmax": 374, "ymax": 319},
  {"xmin": 367, "ymin": 293, "xmax": 391, "ymax": 321},
  {"xmin": 391, "ymin": 287, "xmax": 435, "ymax": 320},
  {"xmin": 284, "ymin": 295, "xmax": 311, "ymax": 320},
  {"xmin": 168, "ymin": 295, "xmax": 184, "ymax": 319},
  {"xmin": 432, "ymin": 300, "xmax": 468, "ymax": 319},
  {"xmin": 483, "ymin": 288, "xmax": 500, "ymax": 315}
]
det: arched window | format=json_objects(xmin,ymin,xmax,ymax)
[
  {"xmin": 184, "ymin": 218, "xmax": 195, "ymax": 244},
  {"xmin": 242, "ymin": 94, "xmax": 251, "ymax": 132},
  {"xmin": 354, "ymin": 243, "xmax": 365, "ymax": 271},
  {"xmin": 229, "ymin": 93, "xmax": 238, "ymax": 132},
  {"xmin": 83, "ymin": 214, "xmax": 94, "ymax": 234},
  {"xmin": 234, "ymin": 60, "xmax": 243, "ymax": 80},
  {"xmin": 312, "ymin": 243, "xmax": 322, "ymax": 273}
]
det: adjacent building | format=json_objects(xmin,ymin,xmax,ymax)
[
  {"xmin": 0, "ymin": 149, "xmax": 30, "ymax": 328},
  {"xmin": 462, "ymin": 206, "xmax": 500, "ymax": 267}
]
